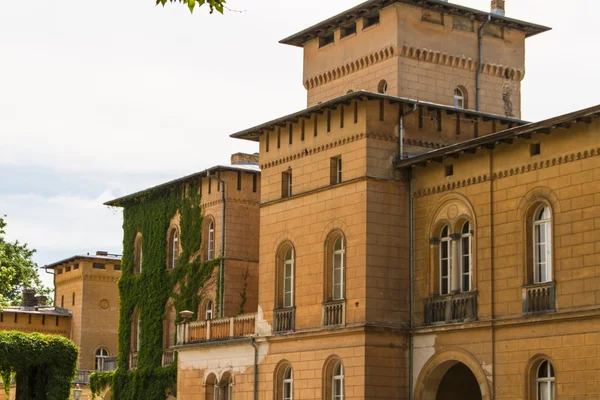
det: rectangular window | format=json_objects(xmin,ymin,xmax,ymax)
[
  {"xmin": 56, "ymin": 316, "xmax": 59, "ymax": 326},
  {"xmin": 301, "ymin": 119, "xmax": 305, "ymax": 141},
  {"xmin": 314, "ymin": 115, "xmax": 318, "ymax": 137},
  {"xmin": 74, "ymin": 263, "xmax": 79, "ymax": 270},
  {"xmin": 354, "ymin": 101, "xmax": 358, "ymax": 124},
  {"xmin": 114, "ymin": 264, "xmax": 121, "ymax": 271},
  {"xmin": 340, "ymin": 106, "xmax": 344, "ymax": 129},
  {"xmin": 217, "ymin": 171, "xmax": 221, "ymax": 192},
  {"xmin": 530, "ymin": 143, "xmax": 541, "ymax": 156},
  {"xmin": 440, "ymin": 240, "xmax": 451, "ymax": 295},
  {"xmin": 452, "ymin": 16, "xmax": 474, "ymax": 32},
  {"xmin": 237, "ymin": 171, "xmax": 242, "ymax": 191},
  {"xmin": 208, "ymin": 178, "xmax": 212, "ymax": 194},
  {"xmin": 327, "ymin": 110, "xmax": 331, "ymax": 132},
  {"xmin": 363, "ymin": 13, "xmax": 380, "ymax": 29},
  {"xmin": 266, "ymin": 132, "xmax": 270, "ymax": 152},
  {"xmin": 289, "ymin": 124, "xmax": 293, "ymax": 145},
  {"xmin": 56, "ymin": 268, "xmax": 63, "ymax": 275},
  {"xmin": 93, "ymin": 263, "xmax": 106, "ymax": 270},
  {"xmin": 277, "ymin": 129, "xmax": 281, "ymax": 149},
  {"xmin": 340, "ymin": 23, "xmax": 357, "ymax": 38},
  {"xmin": 331, "ymin": 156, "xmax": 342, "ymax": 185},
  {"xmin": 281, "ymin": 171, "xmax": 292, "ymax": 198},
  {"xmin": 41, "ymin": 315, "xmax": 44, "ymax": 325},
  {"xmin": 318, "ymin": 33, "xmax": 335, "ymax": 48},
  {"xmin": 445, "ymin": 165, "xmax": 454, "ymax": 177},
  {"xmin": 66, "ymin": 266, "xmax": 71, "ymax": 273},
  {"xmin": 28, "ymin": 314, "xmax": 32, "ymax": 324},
  {"xmin": 253, "ymin": 174, "xmax": 258, "ymax": 193}
]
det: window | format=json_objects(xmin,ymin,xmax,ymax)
[
  {"xmin": 134, "ymin": 234, "xmax": 143, "ymax": 275},
  {"xmin": 440, "ymin": 226, "xmax": 451, "ymax": 295},
  {"xmin": 377, "ymin": 80, "xmax": 388, "ymax": 94},
  {"xmin": 95, "ymin": 348, "xmax": 110, "ymax": 371},
  {"xmin": 330, "ymin": 157, "xmax": 342, "ymax": 185},
  {"xmin": 460, "ymin": 222, "xmax": 472, "ymax": 292},
  {"xmin": 536, "ymin": 360, "xmax": 555, "ymax": 400},
  {"xmin": 72, "ymin": 292, "xmax": 75, "ymax": 306},
  {"xmin": 57, "ymin": 268, "xmax": 63, "ymax": 275},
  {"xmin": 131, "ymin": 309, "xmax": 140, "ymax": 355},
  {"xmin": 332, "ymin": 362, "xmax": 344, "ymax": 400},
  {"xmin": 445, "ymin": 165, "xmax": 454, "ymax": 177},
  {"xmin": 253, "ymin": 174, "xmax": 258, "ymax": 193},
  {"xmin": 340, "ymin": 23, "xmax": 357, "ymax": 38},
  {"xmin": 167, "ymin": 228, "xmax": 179, "ymax": 269},
  {"xmin": 61, "ymin": 295, "xmax": 64, "ymax": 308},
  {"xmin": 533, "ymin": 205, "xmax": 552, "ymax": 284},
  {"xmin": 277, "ymin": 129, "xmax": 281, "ymax": 149},
  {"xmin": 66, "ymin": 265, "xmax": 71, "ymax": 272},
  {"xmin": 93, "ymin": 263, "xmax": 106, "ymax": 269},
  {"xmin": 324, "ymin": 358, "xmax": 345, "ymax": 400},
  {"xmin": 530, "ymin": 143, "xmax": 541, "ymax": 156},
  {"xmin": 266, "ymin": 132, "xmax": 270, "ymax": 153},
  {"xmin": 363, "ymin": 13, "xmax": 380, "ymax": 29},
  {"xmin": 332, "ymin": 236, "xmax": 345, "ymax": 301},
  {"xmin": 114, "ymin": 264, "xmax": 121, "ymax": 271},
  {"xmin": 301, "ymin": 119, "xmax": 305, "ymax": 141},
  {"xmin": 327, "ymin": 110, "xmax": 331, "ymax": 132},
  {"xmin": 74, "ymin": 263, "xmax": 79, "ymax": 270},
  {"xmin": 289, "ymin": 124, "xmax": 293, "ymax": 145},
  {"xmin": 319, "ymin": 33, "xmax": 335, "ymax": 48},
  {"xmin": 282, "ymin": 171, "xmax": 292, "ymax": 198},
  {"xmin": 205, "ymin": 300, "xmax": 214, "ymax": 320},
  {"xmin": 208, "ymin": 221, "xmax": 215, "ymax": 260},
  {"xmin": 208, "ymin": 177, "xmax": 212, "ymax": 194},
  {"xmin": 454, "ymin": 87, "xmax": 465, "ymax": 109},
  {"xmin": 283, "ymin": 247, "xmax": 294, "ymax": 308},
  {"xmin": 237, "ymin": 171, "xmax": 242, "ymax": 191},
  {"xmin": 283, "ymin": 366, "xmax": 293, "ymax": 400}
]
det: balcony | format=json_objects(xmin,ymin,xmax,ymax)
[
  {"xmin": 73, "ymin": 370, "xmax": 92, "ymax": 385},
  {"xmin": 522, "ymin": 282, "xmax": 555, "ymax": 315},
  {"xmin": 322, "ymin": 300, "xmax": 345, "ymax": 327},
  {"xmin": 162, "ymin": 349, "xmax": 175, "ymax": 366},
  {"xmin": 424, "ymin": 292, "xmax": 477, "ymax": 326},
  {"xmin": 129, "ymin": 352, "xmax": 138, "ymax": 370},
  {"xmin": 177, "ymin": 313, "xmax": 257, "ymax": 345},
  {"xmin": 274, "ymin": 308, "xmax": 295, "ymax": 333}
]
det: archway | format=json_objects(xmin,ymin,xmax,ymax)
[{"xmin": 436, "ymin": 363, "xmax": 481, "ymax": 400}]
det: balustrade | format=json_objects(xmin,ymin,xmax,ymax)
[
  {"xmin": 522, "ymin": 282, "xmax": 555, "ymax": 315},
  {"xmin": 177, "ymin": 313, "xmax": 257, "ymax": 345},
  {"xmin": 424, "ymin": 292, "xmax": 477, "ymax": 325},
  {"xmin": 322, "ymin": 300, "xmax": 346, "ymax": 327},
  {"xmin": 274, "ymin": 308, "xmax": 295, "ymax": 333}
]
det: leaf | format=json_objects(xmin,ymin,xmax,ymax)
[{"xmin": 188, "ymin": 0, "xmax": 195, "ymax": 12}]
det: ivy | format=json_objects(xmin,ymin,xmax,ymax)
[
  {"xmin": 0, "ymin": 331, "xmax": 78, "ymax": 400},
  {"xmin": 91, "ymin": 181, "xmax": 219, "ymax": 399}
]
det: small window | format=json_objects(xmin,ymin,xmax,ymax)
[
  {"xmin": 301, "ymin": 119, "xmax": 305, "ymax": 141},
  {"xmin": 205, "ymin": 300, "xmax": 213, "ymax": 320},
  {"xmin": 56, "ymin": 316, "xmax": 59, "ymax": 326},
  {"xmin": 57, "ymin": 268, "xmax": 63, "ymax": 275},
  {"xmin": 114, "ymin": 264, "xmax": 121, "ymax": 271},
  {"xmin": 134, "ymin": 234, "xmax": 143, "ymax": 275},
  {"xmin": 277, "ymin": 129, "xmax": 281, "ymax": 149},
  {"xmin": 454, "ymin": 88, "xmax": 465, "ymax": 109},
  {"xmin": 93, "ymin": 263, "xmax": 106, "ymax": 270},
  {"xmin": 66, "ymin": 266, "xmax": 71, "ymax": 273},
  {"xmin": 330, "ymin": 157, "xmax": 342, "ymax": 185},
  {"xmin": 536, "ymin": 360, "xmax": 555, "ymax": 400},
  {"xmin": 314, "ymin": 115, "xmax": 318, "ymax": 137},
  {"xmin": 74, "ymin": 263, "xmax": 79, "ymax": 270},
  {"xmin": 319, "ymin": 33, "xmax": 335, "ymax": 48},
  {"xmin": 168, "ymin": 228, "xmax": 179, "ymax": 270},
  {"xmin": 282, "ymin": 171, "xmax": 293, "ymax": 198},
  {"xmin": 95, "ymin": 348, "xmax": 110, "ymax": 371},
  {"xmin": 72, "ymin": 292, "xmax": 75, "ymax": 306},
  {"xmin": 363, "ymin": 13, "xmax": 380, "ymax": 29},
  {"xmin": 327, "ymin": 110, "xmax": 331, "ymax": 133},
  {"xmin": 340, "ymin": 23, "xmax": 357, "ymax": 38},
  {"xmin": 377, "ymin": 80, "xmax": 388, "ymax": 94},
  {"xmin": 445, "ymin": 165, "xmax": 454, "ymax": 177},
  {"xmin": 353, "ymin": 102, "xmax": 358, "ymax": 124},
  {"xmin": 208, "ymin": 177, "xmax": 212, "ymax": 194},
  {"xmin": 530, "ymin": 143, "xmax": 541, "ymax": 156},
  {"xmin": 289, "ymin": 124, "xmax": 293, "ymax": 145},
  {"xmin": 266, "ymin": 132, "xmax": 270, "ymax": 153},
  {"xmin": 283, "ymin": 247, "xmax": 295, "ymax": 308},
  {"xmin": 61, "ymin": 295, "xmax": 64, "ymax": 308},
  {"xmin": 208, "ymin": 221, "xmax": 215, "ymax": 260},
  {"xmin": 253, "ymin": 174, "xmax": 258, "ymax": 193},
  {"xmin": 237, "ymin": 171, "xmax": 242, "ymax": 191}
]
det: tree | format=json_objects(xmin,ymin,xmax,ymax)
[
  {"xmin": 156, "ymin": 0, "xmax": 227, "ymax": 13},
  {"xmin": 0, "ymin": 216, "xmax": 49, "ymax": 307}
]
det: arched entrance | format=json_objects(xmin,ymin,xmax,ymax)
[{"xmin": 414, "ymin": 349, "xmax": 490, "ymax": 400}]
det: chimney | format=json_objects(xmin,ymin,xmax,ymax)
[
  {"xmin": 96, "ymin": 250, "xmax": 108, "ymax": 256},
  {"xmin": 230, "ymin": 153, "xmax": 259, "ymax": 165},
  {"xmin": 491, "ymin": 0, "xmax": 505, "ymax": 16},
  {"xmin": 35, "ymin": 296, "xmax": 48, "ymax": 307},
  {"xmin": 22, "ymin": 289, "xmax": 36, "ymax": 308}
]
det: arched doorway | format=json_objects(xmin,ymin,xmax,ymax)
[{"xmin": 436, "ymin": 363, "xmax": 481, "ymax": 400}]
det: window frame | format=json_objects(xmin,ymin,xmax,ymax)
[
  {"xmin": 95, "ymin": 348, "xmax": 110, "ymax": 372},
  {"xmin": 332, "ymin": 236, "xmax": 345, "ymax": 301},
  {"xmin": 533, "ymin": 205, "xmax": 552, "ymax": 284},
  {"xmin": 536, "ymin": 360, "xmax": 555, "ymax": 400},
  {"xmin": 460, "ymin": 221, "xmax": 472, "ymax": 293},
  {"xmin": 439, "ymin": 225, "xmax": 452, "ymax": 295},
  {"xmin": 332, "ymin": 362, "xmax": 344, "ymax": 400},
  {"xmin": 283, "ymin": 366, "xmax": 293, "ymax": 400},
  {"xmin": 205, "ymin": 300, "xmax": 214, "ymax": 321},
  {"xmin": 208, "ymin": 221, "xmax": 215, "ymax": 261},
  {"xmin": 454, "ymin": 87, "xmax": 465, "ymax": 109},
  {"xmin": 168, "ymin": 228, "xmax": 179, "ymax": 270},
  {"xmin": 283, "ymin": 247, "xmax": 295, "ymax": 308}
]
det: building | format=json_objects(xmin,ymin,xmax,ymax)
[{"xmin": 113, "ymin": 1, "xmax": 600, "ymax": 399}]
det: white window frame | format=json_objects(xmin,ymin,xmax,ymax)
[
  {"xmin": 95, "ymin": 348, "xmax": 109, "ymax": 371},
  {"xmin": 460, "ymin": 221, "xmax": 472, "ymax": 293},
  {"xmin": 536, "ymin": 360, "xmax": 555, "ymax": 400},
  {"xmin": 283, "ymin": 366, "xmax": 293, "ymax": 400},
  {"xmin": 170, "ymin": 229, "xmax": 179, "ymax": 269},
  {"xmin": 533, "ymin": 205, "xmax": 552, "ymax": 284},
  {"xmin": 439, "ymin": 226, "xmax": 452, "ymax": 295},
  {"xmin": 136, "ymin": 315, "xmax": 141, "ymax": 352},
  {"xmin": 205, "ymin": 300, "xmax": 213, "ymax": 320},
  {"xmin": 332, "ymin": 362, "xmax": 344, "ymax": 400},
  {"xmin": 286, "ymin": 172, "xmax": 293, "ymax": 197},
  {"xmin": 332, "ymin": 236, "xmax": 345, "ymax": 301},
  {"xmin": 208, "ymin": 221, "xmax": 215, "ymax": 260},
  {"xmin": 454, "ymin": 88, "xmax": 465, "ymax": 109},
  {"xmin": 283, "ymin": 248, "xmax": 294, "ymax": 308},
  {"xmin": 336, "ymin": 158, "xmax": 342, "ymax": 184}
]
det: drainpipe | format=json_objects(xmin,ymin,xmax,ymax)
[
  {"xmin": 408, "ymin": 167, "xmax": 415, "ymax": 400},
  {"xmin": 477, "ymin": 15, "xmax": 492, "ymax": 111},
  {"xmin": 399, "ymin": 102, "xmax": 419, "ymax": 159},
  {"xmin": 251, "ymin": 338, "xmax": 259, "ymax": 400},
  {"xmin": 44, "ymin": 266, "xmax": 55, "ymax": 305},
  {"xmin": 208, "ymin": 170, "xmax": 226, "ymax": 318}
]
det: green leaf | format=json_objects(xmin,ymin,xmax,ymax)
[{"xmin": 188, "ymin": 0, "xmax": 195, "ymax": 12}]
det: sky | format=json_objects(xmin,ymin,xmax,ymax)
[{"xmin": 1, "ymin": 0, "xmax": 599, "ymax": 289}]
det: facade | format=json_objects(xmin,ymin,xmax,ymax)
[{"xmin": 114, "ymin": 1, "xmax": 600, "ymax": 400}]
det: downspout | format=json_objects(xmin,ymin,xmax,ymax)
[
  {"xmin": 251, "ymin": 338, "xmax": 259, "ymax": 400},
  {"xmin": 399, "ymin": 102, "xmax": 419, "ymax": 159},
  {"xmin": 477, "ymin": 15, "xmax": 492, "ymax": 111},
  {"xmin": 208, "ymin": 170, "xmax": 226, "ymax": 318},
  {"xmin": 489, "ymin": 150, "xmax": 496, "ymax": 399}
]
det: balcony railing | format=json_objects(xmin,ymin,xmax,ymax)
[
  {"xmin": 129, "ymin": 352, "xmax": 138, "ymax": 370},
  {"xmin": 523, "ymin": 282, "xmax": 556, "ymax": 315},
  {"xmin": 322, "ymin": 300, "xmax": 346, "ymax": 327},
  {"xmin": 424, "ymin": 292, "xmax": 477, "ymax": 325},
  {"xmin": 177, "ymin": 313, "xmax": 257, "ymax": 345},
  {"xmin": 274, "ymin": 308, "xmax": 295, "ymax": 333},
  {"xmin": 162, "ymin": 349, "xmax": 175, "ymax": 366},
  {"xmin": 73, "ymin": 370, "xmax": 92, "ymax": 385}
]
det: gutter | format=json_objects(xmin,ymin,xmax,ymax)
[
  {"xmin": 251, "ymin": 338, "xmax": 259, "ymax": 400},
  {"xmin": 477, "ymin": 15, "xmax": 492, "ymax": 111},
  {"xmin": 208, "ymin": 170, "xmax": 227, "ymax": 318}
]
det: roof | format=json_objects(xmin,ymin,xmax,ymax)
[
  {"xmin": 44, "ymin": 254, "xmax": 122, "ymax": 270},
  {"xmin": 1, "ymin": 306, "xmax": 72, "ymax": 317},
  {"xmin": 280, "ymin": 0, "xmax": 551, "ymax": 47},
  {"xmin": 393, "ymin": 104, "xmax": 600, "ymax": 168},
  {"xmin": 105, "ymin": 164, "xmax": 261, "ymax": 207},
  {"xmin": 230, "ymin": 90, "xmax": 527, "ymax": 142}
]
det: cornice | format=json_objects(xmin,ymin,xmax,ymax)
[
  {"xmin": 304, "ymin": 44, "xmax": 524, "ymax": 90},
  {"xmin": 201, "ymin": 198, "xmax": 260, "ymax": 208},
  {"xmin": 82, "ymin": 274, "xmax": 119, "ymax": 284},
  {"xmin": 413, "ymin": 146, "xmax": 600, "ymax": 198}
]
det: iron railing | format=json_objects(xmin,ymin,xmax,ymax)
[{"xmin": 424, "ymin": 292, "xmax": 477, "ymax": 325}]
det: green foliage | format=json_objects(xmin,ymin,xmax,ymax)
[
  {"xmin": 0, "ymin": 216, "xmax": 50, "ymax": 306},
  {"xmin": 96, "ymin": 181, "xmax": 218, "ymax": 400},
  {"xmin": 156, "ymin": 0, "xmax": 226, "ymax": 14},
  {"xmin": 89, "ymin": 371, "xmax": 114, "ymax": 398},
  {"xmin": 0, "ymin": 331, "xmax": 78, "ymax": 400},
  {"xmin": 239, "ymin": 267, "xmax": 249, "ymax": 315}
]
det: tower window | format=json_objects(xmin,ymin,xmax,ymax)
[
  {"xmin": 237, "ymin": 171, "xmax": 242, "ymax": 191},
  {"xmin": 530, "ymin": 143, "xmax": 541, "ymax": 156},
  {"xmin": 454, "ymin": 87, "xmax": 465, "ymax": 109},
  {"xmin": 289, "ymin": 124, "xmax": 293, "ymax": 145},
  {"xmin": 378, "ymin": 80, "xmax": 388, "ymax": 94},
  {"xmin": 282, "ymin": 170, "xmax": 293, "ymax": 198},
  {"xmin": 340, "ymin": 23, "xmax": 357, "ymax": 38},
  {"xmin": 319, "ymin": 33, "xmax": 335, "ymax": 48},
  {"xmin": 253, "ymin": 174, "xmax": 258, "ymax": 193},
  {"xmin": 445, "ymin": 165, "xmax": 454, "ymax": 177},
  {"xmin": 331, "ymin": 157, "xmax": 342, "ymax": 185},
  {"xmin": 363, "ymin": 13, "xmax": 380, "ymax": 29}
]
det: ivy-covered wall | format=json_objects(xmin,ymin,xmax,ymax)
[{"xmin": 92, "ymin": 180, "xmax": 220, "ymax": 400}]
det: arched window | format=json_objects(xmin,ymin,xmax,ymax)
[
  {"xmin": 283, "ymin": 366, "xmax": 293, "ymax": 400},
  {"xmin": 536, "ymin": 360, "xmax": 555, "ymax": 400},
  {"xmin": 205, "ymin": 373, "xmax": 217, "ymax": 400},
  {"xmin": 227, "ymin": 375, "xmax": 234, "ymax": 400},
  {"xmin": 324, "ymin": 357, "xmax": 345, "ymax": 400},
  {"xmin": 460, "ymin": 221, "xmax": 472, "ymax": 292},
  {"xmin": 131, "ymin": 309, "xmax": 140, "ymax": 353},
  {"xmin": 208, "ymin": 221, "xmax": 215, "ymax": 260},
  {"xmin": 163, "ymin": 301, "xmax": 176, "ymax": 349},
  {"xmin": 533, "ymin": 205, "xmax": 552, "ymax": 284},
  {"xmin": 332, "ymin": 362, "xmax": 344, "ymax": 400},
  {"xmin": 454, "ymin": 87, "xmax": 465, "ymax": 109},
  {"xmin": 283, "ymin": 247, "xmax": 294, "ymax": 308},
  {"xmin": 332, "ymin": 236, "xmax": 345, "ymax": 301},
  {"xmin": 168, "ymin": 228, "xmax": 179, "ymax": 269},
  {"xmin": 95, "ymin": 348, "xmax": 109, "ymax": 371},
  {"xmin": 377, "ymin": 80, "xmax": 388, "ymax": 94},
  {"xmin": 134, "ymin": 234, "xmax": 143, "ymax": 275},
  {"xmin": 205, "ymin": 300, "xmax": 214, "ymax": 321},
  {"xmin": 440, "ymin": 226, "xmax": 452, "ymax": 295}
]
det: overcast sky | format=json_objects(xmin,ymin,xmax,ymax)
[{"xmin": 1, "ymin": 0, "xmax": 598, "ymax": 289}]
